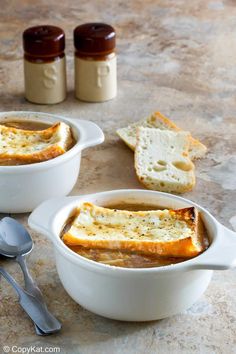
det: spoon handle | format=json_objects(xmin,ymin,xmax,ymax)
[
  {"xmin": 0, "ymin": 267, "xmax": 61, "ymax": 334},
  {"xmin": 16, "ymin": 255, "xmax": 44, "ymax": 302},
  {"xmin": 16, "ymin": 255, "xmax": 48, "ymax": 335},
  {"xmin": 16, "ymin": 255, "xmax": 57, "ymax": 335}
]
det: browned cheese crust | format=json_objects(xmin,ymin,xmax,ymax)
[
  {"xmin": 0, "ymin": 122, "xmax": 74, "ymax": 165},
  {"xmin": 62, "ymin": 205, "xmax": 207, "ymax": 258}
]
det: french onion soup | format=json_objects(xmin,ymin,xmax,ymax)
[
  {"xmin": 61, "ymin": 202, "xmax": 209, "ymax": 268},
  {"xmin": 0, "ymin": 119, "xmax": 75, "ymax": 165}
]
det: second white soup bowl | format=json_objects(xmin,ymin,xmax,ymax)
[{"xmin": 0, "ymin": 111, "xmax": 104, "ymax": 213}]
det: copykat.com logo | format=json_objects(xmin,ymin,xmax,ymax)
[{"xmin": 2, "ymin": 345, "xmax": 61, "ymax": 353}]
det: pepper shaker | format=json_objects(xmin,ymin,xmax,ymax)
[
  {"xmin": 23, "ymin": 25, "xmax": 67, "ymax": 104},
  {"xmin": 74, "ymin": 23, "xmax": 117, "ymax": 102}
]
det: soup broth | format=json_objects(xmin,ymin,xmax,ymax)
[
  {"xmin": 1, "ymin": 120, "xmax": 51, "ymax": 130},
  {"xmin": 104, "ymin": 203, "xmax": 165, "ymax": 211},
  {"xmin": 61, "ymin": 203, "xmax": 193, "ymax": 268}
]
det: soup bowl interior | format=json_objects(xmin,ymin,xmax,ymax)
[
  {"xmin": 0, "ymin": 111, "xmax": 80, "ymax": 145},
  {"xmin": 51, "ymin": 189, "xmax": 217, "ymax": 270}
]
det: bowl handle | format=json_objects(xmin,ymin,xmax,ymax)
[
  {"xmin": 189, "ymin": 225, "xmax": 236, "ymax": 270},
  {"xmin": 66, "ymin": 119, "xmax": 104, "ymax": 149},
  {"xmin": 28, "ymin": 197, "xmax": 77, "ymax": 241}
]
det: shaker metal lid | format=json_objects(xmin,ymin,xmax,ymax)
[
  {"xmin": 74, "ymin": 23, "xmax": 116, "ymax": 55},
  {"xmin": 23, "ymin": 25, "xmax": 65, "ymax": 56}
]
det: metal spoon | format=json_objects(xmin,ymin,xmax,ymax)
[
  {"xmin": 0, "ymin": 222, "xmax": 44, "ymax": 335},
  {"xmin": 0, "ymin": 217, "xmax": 44, "ymax": 300},
  {"xmin": 0, "ymin": 266, "xmax": 61, "ymax": 334},
  {"xmin": 0, "ymin": 217, "xmax": 61, "ymax": 334}
]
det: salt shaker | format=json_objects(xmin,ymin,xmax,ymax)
[
  {"xmin": 74, "ymin": 23, "xmax": 117, "ymax": 102},
  {"xmin": 23, "ymin": 25, "xmax": 67, "ymax": 104}
]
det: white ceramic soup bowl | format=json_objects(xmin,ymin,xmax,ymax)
[
  {"xmin": 0, "ymin": 111, "xmax": 104, "ymax": 213},
  {"xmin": 28, "ymin": 189, "xmax": 236, "ymax": 321}
]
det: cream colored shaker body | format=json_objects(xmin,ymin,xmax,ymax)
[
  {"xmin": 74, "ymin": 23, "xmax": 117, "ymax": 102},
  {"xmin": 23, "ymin": 25, "xmax": 66, "ymax": 104}
]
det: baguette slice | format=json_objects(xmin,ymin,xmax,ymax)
[
  {"xmin": 0, "ymin": 122, "xmax": 74, "ymax": 165},
  {"xmin": 117, "ymin": 111, "xmax": 207, "ymax": 160},
  {"xmin": 135, "ymin": 128, "xmax": 195, "ymax": 193},
  {"xmin": 62, "ymin": 202, "xmax": 206, "ymax": 258}
]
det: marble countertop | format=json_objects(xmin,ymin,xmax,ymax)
[{"xmin": 0, "ymin": 0, "xmax": 236, "ymax": 353}]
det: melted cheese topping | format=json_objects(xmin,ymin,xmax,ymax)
[
  {"xmin": 0, "ymin": 122, "xmax": 71, "ymax": 155},
  {"xmin": 0, "ymin": 121, "xmax": 74, "ymax": 164},
  {"xmin": 64, "ymin": 203, "xmax": 195, "ymax": 243}
]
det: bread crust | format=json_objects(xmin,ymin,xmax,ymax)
[
  {"xmin": 63, "ymin": 237, "xmax": 201, "ymax": 258},
  {"xmin": 0, "ymin": 122, "xmax": 74, "ymax": 165},
  {"xmin": 117, "ymin": 111, "xmax": 207, "ymax": 160},
  {"xmin": 62, "ymin": 204, "xmax": 206, "ymax": 258},
  {"xmin": 153, "ymin": 112, "xmax": 207, "ymax": 159}
]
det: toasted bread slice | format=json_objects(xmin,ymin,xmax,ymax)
[
  {"xmin": 117, "ymin": 111, "xmax": 207, "ymax": 160},
  {"xmin": 62, "ymin": 202, "xmax": 206, "ymax": 258},
  {"xmin": 135, "ymin": 128, "xmax": 195, "ymax": 193},
  {"xmin": 0, "ymin": 122, "xmax": 74, "ymax": 165}
]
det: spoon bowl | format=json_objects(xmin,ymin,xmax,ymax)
[{"xmin": 0, "ymin": 217, "xmax": 33, "ymax": 257}]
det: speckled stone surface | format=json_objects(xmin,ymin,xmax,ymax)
[{"xmin": 0, "ymin": 0, "xmax": 236, "ymax": 353}]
